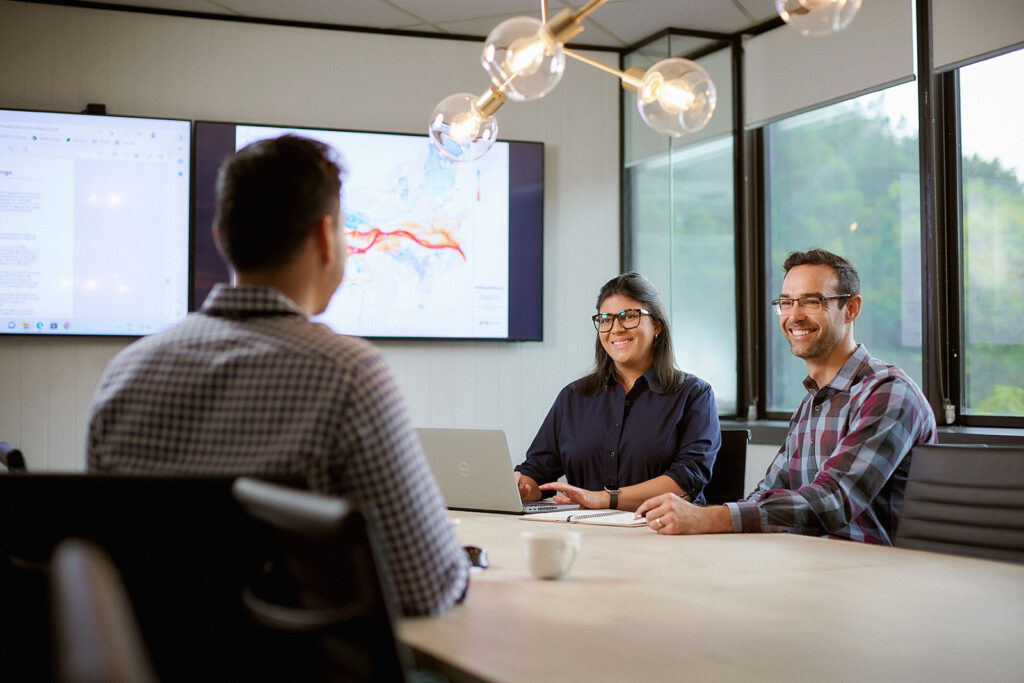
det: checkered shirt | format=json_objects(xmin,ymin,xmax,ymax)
[
  {"xmin": 87, "ymin": 284, "xmax": 469, "ymax": 615},
  {"xmin": 727, "ymin": 345, "xmax": 937, "ymax": 544}
]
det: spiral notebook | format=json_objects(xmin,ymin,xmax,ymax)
[{"xmin": 520, "ymin": 509, "xmax": 648, "ymax": 527}]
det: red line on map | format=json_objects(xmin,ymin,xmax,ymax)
[{"xmin": 346, "ymin": 228, "xmax": 466, "ymax": 260}]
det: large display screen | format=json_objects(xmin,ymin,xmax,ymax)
[
  {"xmin": 193, "ymin": 121, "xmax": 543, "ymax": 341},
  {"xmin": 0, "ymin": 108, "xmax": 191, "ymax": 336}
]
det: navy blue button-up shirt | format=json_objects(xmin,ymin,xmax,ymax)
[{"xmin": 515, "ymin": 369, "xmax": 721, "ymax": 503}]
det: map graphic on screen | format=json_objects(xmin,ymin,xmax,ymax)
[
  {"xmin": 236, "ymin": 126, "xmax": 511, "ymax": 338},
  {"xmin": 193, "ymin": 121, "xmax": 544, "ymax": 341}
]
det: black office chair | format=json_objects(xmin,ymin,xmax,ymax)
[
  {"xmin": 895, "ymin": 444, "xmax": 1024, "ymax": 564},
  {"xmin": 231, "ymin": 477, "xmax": 411, "ymax": 683},
  {"xmin": 0, "ymin": 441, "xmax": 26, "ymax": 472},
  {"xmin": 0, "ymin": 474, "xmax": 287, "ymax": 682},
  {"xmin": 49, "ymin": 538, "xmax": 160, "ymax": 683},
  {"xmin": 702, "ymin": 429, "xmax": 750, "ymax": 505}
]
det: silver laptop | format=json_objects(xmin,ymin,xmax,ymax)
[{"xmin": 416, "ymin": 427, "xmax": 578, "ymax": 515}]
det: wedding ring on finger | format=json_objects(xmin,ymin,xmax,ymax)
[{"xmin": 656, "ymin": 516, "xmax": 665, "ymax": 529}]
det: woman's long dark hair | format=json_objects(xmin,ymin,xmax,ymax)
[{"xmin": 575, "ymin": 272, "xmax": 684, "ymax": 396}]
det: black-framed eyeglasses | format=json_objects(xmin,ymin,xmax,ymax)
[
  {"xmin": 771, "ymin": 294, "xmax": 851, "ymax": 315},
  {"xmin": 592, "ymin": 308, "xmax": 651, "ymax": 332}
]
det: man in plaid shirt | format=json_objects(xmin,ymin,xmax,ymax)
[
  {"xmin": 87, "ymin": 135, "xmax": 469, "ymax": 614},
  {"xmin": 637, "ymin": 249, "xmax": 937, "ymax": 544}
]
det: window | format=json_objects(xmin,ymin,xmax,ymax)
[
  {"xmin": 958, "ymin": 47, "xmax": 1024, "ymax": 417},
  {"xmin": 764, "ymin": 81, "xmax": 922, "ymax": 413}
]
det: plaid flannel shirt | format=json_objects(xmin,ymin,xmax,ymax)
[
  {"xmin": 727, "ymin": 345, "xmax": 937, "ymax": 544},
  {"xmin": 88, "ymin": 284, "xmax": 469, "ymax": 615}
]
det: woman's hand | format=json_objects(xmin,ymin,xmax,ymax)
[
  {"xmin": 538, "ymin": 482, "xmax": 609, "ymax": 509},
  {"xmin": 515, "ymin": 472, "xmax": 541, "ymax": 502}
]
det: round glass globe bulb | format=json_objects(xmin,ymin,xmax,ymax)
[
  {"xmin": 635, "ymin": 58, "xmax": 717, "ymax": 138},
  {"xmin": 481, "ymin": 16, "xmax": 565, "ymax": 102},
  {"xmin": 775, "ymin": 0, "xmax": 863, "ymax": 37},
  {"xmin": 428, "ymin": 93, "xmax": 498, "ymax": 163}
]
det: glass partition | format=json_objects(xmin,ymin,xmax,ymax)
[{"xmin": 623, "ymin": 35, "xmax": 737, "ymax": 416}]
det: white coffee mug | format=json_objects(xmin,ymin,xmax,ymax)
[{"xmin": 521, "ymin": 530, "xmax": 581, "ymax": 580}]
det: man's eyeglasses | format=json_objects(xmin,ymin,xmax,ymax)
[
  {"xmin": 771, "ymin": 294, "xmax": 851, "ymax": 315},
  {"xmin": 592, "ymin": 308, "xmax": 650, "ymax": 332}
]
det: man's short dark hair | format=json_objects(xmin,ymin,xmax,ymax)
[
  {"xmin": 214, "ymin": 135, "xmax": 344, "ymax": 272},
  {"xmin": 783, "ymin": 248, "xmax": 860, "ymax": 305}
]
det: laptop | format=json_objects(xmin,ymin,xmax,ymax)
[{"xmin": 416, "ymin": 427, "xmax": 578, "ymax": 515}]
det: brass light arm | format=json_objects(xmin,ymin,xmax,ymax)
[
  {"xmin": 544, "ymin": 0, "xmax": 611, "ymax": 44},
  {"xmin": 474, "ymin": 86, "xmax": 508, "ymax": 117},
  {"xmin": 563, "ymin": 48, "xmax": 644, "ymax": 92}
]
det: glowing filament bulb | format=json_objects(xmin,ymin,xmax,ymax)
[
  {"xmin": 448, "ymin": 109, "xmax": 486, "ymax": 144},
  {"xmin": 658, "ymin": 80, "xmax": 695, "ymax": 114},
  {"xmin": 640, "ymin": 72, "xmax": 695, "ymax": 114},
  {"xmin": 505, "ymin": 36, "xmax": 546, "ymax": 76},
  {"xmin": 635, "ymin": 58, "xmax": 716, "ymax": 137}
]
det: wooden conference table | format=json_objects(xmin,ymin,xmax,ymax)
[{"xmin": 399, "ymin": 511, "xmax": 1024, "ymax": 682}]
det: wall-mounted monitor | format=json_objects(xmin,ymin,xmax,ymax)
[
  {"xmin": 193, "ymin": 121, "xmax": 544, "ymax": 341},
  {"xmin": 0, "ymin": 108, "xmax": 191, "ymax": 336}
]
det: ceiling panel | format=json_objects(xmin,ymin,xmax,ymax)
[
  {"xmin": 215, "ymin": 0, "xmax": 424, "ymax": 27},
  {"xmin": 36, "ymin": 0, "xmax": 782, "ymax": 49},
  {"xmin": 388, "ymin": 0, "xmax": 544, "ymax": 25}
]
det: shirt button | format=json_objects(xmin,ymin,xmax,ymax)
[
  {"xmin": 625, "ymin": 400, "xmax": 631, "ymax": 406},
  {"xmin": 610, "ymin": 450, "xmax": 616, "ymax": 458}
]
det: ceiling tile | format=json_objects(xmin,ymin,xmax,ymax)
[
  {"xmin": 216, "ymin": 0, "xmax": 422, "ymax": 26},
  {"xmin": 387, "ymin": 0, "xmax": 544, "ymax": 25},
  {"xmin": 40, "ymin": 0, "xmax": 783, "ymax": 46}
]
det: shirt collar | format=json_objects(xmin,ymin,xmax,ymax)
[
  {"xmin": 802, "ymin": 343, "xmax": 868, "ymax": 394},
  {"xmin": 603, "ymin": 365, "xmax": 654, "ymax": 390},
  {"xmin": 199, "ymin": 284, "xmax": 305, "ymax": 319}
]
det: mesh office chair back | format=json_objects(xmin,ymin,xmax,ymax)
[{"xmin": 895, "ymin": 444, "xmax": 1024, "ymax": 564}]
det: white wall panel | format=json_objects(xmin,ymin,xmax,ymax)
[{"xmin": 0, "ymin": 0, "xmax": 620, "ymax": 470}]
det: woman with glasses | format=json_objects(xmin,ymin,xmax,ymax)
[{"xmin": 514, "ymin": 272, "xmax": 721, "ymax": 511}]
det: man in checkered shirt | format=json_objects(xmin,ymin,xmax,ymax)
[
  {"xmin": 87, "ymin": 135, "xmax": 469, "ymax": 615},
  {"xmin": 636, "ymin": 248, "xmax": 937, "ymax": 544}
]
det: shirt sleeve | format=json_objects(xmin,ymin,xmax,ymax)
[
  {"xmin": 514, "ymin": 387, "xmax": 568, "ymax": 486},
  {"xmin": 728, "ymin": 376, "xmax": 931, "ymax": 536},
  {"xmin": 663, "ymin": 382, "xmax": 721, "ymax": 502},
  {"xmin": 725, "ymin": 444, "xmax": 789, "ymax": 532},
  {"xmin": 326, "ymin": 350, "xmax": 470, "ymax": 617}
]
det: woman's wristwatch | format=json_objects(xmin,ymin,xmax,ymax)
[{"xmin": 604, "ymin": 487, "xmax": 620, "ymax": 510}]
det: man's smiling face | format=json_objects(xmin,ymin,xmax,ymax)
[{"xmin": 778, "ymin": 264, "xmax": 849, "ymax": 361}]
